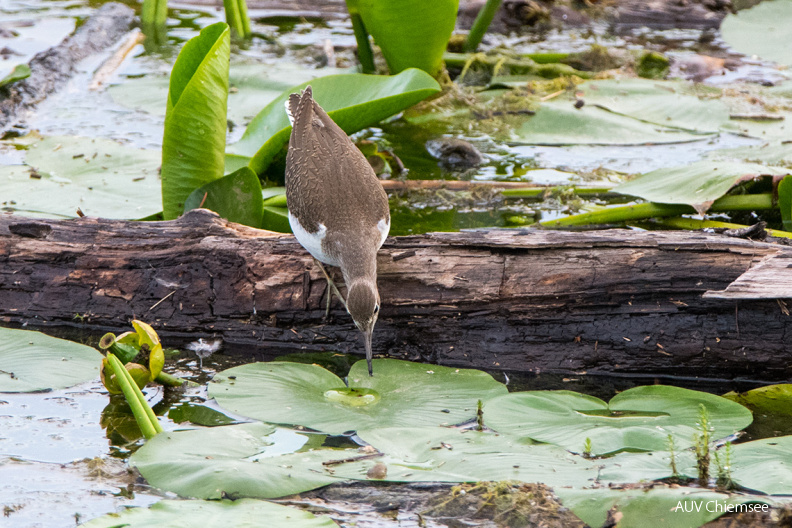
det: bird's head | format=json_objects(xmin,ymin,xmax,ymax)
[{"xmin": 346, "ymin": 281, "xmax": 380, "ymax": 376}]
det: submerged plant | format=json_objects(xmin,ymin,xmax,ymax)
[
  {"xmin": 667, "ymin": 433, "xmax": 679, "ymax": 479},
  {"xmin": 694, "ymin": 404, "xmax": 713, "ymax": 486},
  {"xmin": 714, "ymin": 442, "xmax": 735, "ymax": 490}
]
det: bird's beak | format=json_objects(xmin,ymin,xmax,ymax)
[{"xmin": 363, "ymin": 328, "xmax": 373, "ymax": 376}]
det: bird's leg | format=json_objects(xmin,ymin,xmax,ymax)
[{"xmin": 313, "ymin": 259, "xmax": 347, "ymax": 319}]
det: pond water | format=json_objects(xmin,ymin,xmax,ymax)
[{"xmin": 2, "ymin": 0, "xmax": 792, "ymax": 526}]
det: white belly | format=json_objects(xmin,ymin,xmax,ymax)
[{"xmin": 288, "ymin": 211, "xmax": 340, "ymax": 266}]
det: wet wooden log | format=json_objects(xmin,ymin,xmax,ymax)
[
  {"xmin": 1, "ymin": 209, "xmax": 791, "ymax": 380},
  {"xmin": 0, "ymin": 3, "xmax": 135, "ymax": 129}
]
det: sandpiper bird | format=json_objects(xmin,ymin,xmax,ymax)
[{"xmin": 285, "ymin": 86, "xmax": 390, "ymax": 376}]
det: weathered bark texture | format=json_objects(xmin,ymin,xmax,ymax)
[
  {"xmin": 1, "ymin": 209, "xmax": 791, "ymax": 380},
  {"xmin": 0, "ymin": 3, "xmax": 134, "ymax": 129}
]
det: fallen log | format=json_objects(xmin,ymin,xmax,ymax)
[
  {"xmin": 0, "ymin": 3, "xmax": 134, "ymax": 129},
  {"xmin": 1, "ymin": 209, "xmax": 791, "ymax": 380}
]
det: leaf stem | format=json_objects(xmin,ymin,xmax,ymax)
[
  {"xmin": 463, "ymin": 0, "xmax": 503, "ymax": 52},
  {"xmin": 107, "ymin": 353, "xmax": 163, "ymax": 439},
  {"xmin": 541, "ymin": 194, "xmax": 775, "ymax": 227},
  {"xmin": 349, "ymin": 12, "xmax": 376, "ymax": 74}
]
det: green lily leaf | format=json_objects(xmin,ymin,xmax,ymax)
[
  {"xmin": 724, "ymin": 384, "xmax": 792, "ymax": 418},
  {"xmin": 707, "ymin": 141, "xmax": 792, "ymax": 166},
  {"xmin": 555, "ymin": 486, "xmax": 778, "ymax": 528},
  {"xmin": 721, "ymin": 0, "xmax": 792, "ymax": 67},
  {"xmin": 130, "ymin": 422, "xmax": 346, "ymax": 499},
  {"xmin": 2, "ymin": 136, "xmax": 161, "ymax": 219},
  {"xmin": 183, "ymin": 166, "xmax": 263, "ymax": 227},
  {"xmin": 161, "ymin": 22, "xmax": 230, "ymax": 220},
  {"xmin": 509, "ymin": 100, "xmax": 707, "ymax": 147},
  {"xmin": 81, "ymin": 498, "xmax": 338, "ymax": 528},
  {"xmin": 483, "ymin": 386, "xmax": 752, "ymax": 456},
  {"xmin": 228, "ymin": 69, "xmax": 441, "ymax": 174},
  {"xmin": 575, "ymin": 79, "xmax": 728, "ymax": 134},
  {"xmin": 614, "ymin": 160, "xmax": 790, "ymax": 214},
  {"xmin": 356, "ymin": 0, "xmax": 458, "ymax": 76},
  {"xmin": 261, "ymin": 205, "xmax": 291, "ymax": 233},
  {"xmin": 779, "ymin": 178, "xmax": 792, "ymax": 231},
  {"xmin": 0, "ymin": 328, "xmax": 102, "ymax": 392},
  {"xmin": 0, "ymin": 64, "xmax": 31, "ymax": 88},
  {"xmin": 330, "ymin": 426, "xmax": 599, "ymax": 487},
  {"xmin": 209, "ymin": 359, "xmax": 508, "ymax": 435},
  {"xmin": 731, "ymin": 435, "xmax": 792, "ymax": 495}
]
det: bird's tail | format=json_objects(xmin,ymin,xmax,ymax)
[{"xmin": 285, "ymin": 85, "xmax": 313, "ymax": 126}]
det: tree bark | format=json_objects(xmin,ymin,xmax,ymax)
[{"xmin": 1, "ymin": 209, "xmax": 791, "ymax": 380}]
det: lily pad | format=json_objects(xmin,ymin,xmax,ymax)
[
  {"xmin": 227, "ymin": 69, "xmax": 441, "ymax": 174},
  {"xmin": 3, "ymin": 136, "xmax": 161, "ymax": 219},
  {"xmin": 721, "ymin": 0, "xmax": 792, "ymax": 67},
  {"xmin": 330, "ymin": 426, "xmax": 598, "ymax": 487},
  {"xmin": 614, "ymin": 160, "xmax": 789, "ymax": 214},
  {"xmin": 576, "ymin": 79, "xmax": 728, "ymax": 134},
  {"xmin": 209, "ymin": 359, "xmax": 508, "ymax": 435},
  {"xmin": 0, "ymin": 328, "xmax": 102, "ymax": 392},
  {"xmin": 724, "ymin": 384, "xmax": 792, "ymax": 418},
  {"xmin": 731, "ymin": 435, "xmax": 792, "ymax": 495},
  {"xmin": 482, "ymin": 386, "xmax": 753, "ymax": 456},
  {"xmin": 707, "ymin": 142, "xmax": 792, "ymax": 166},
  {"xmin": 555, "ymin": 486, "xmax": 777, "ymax": 528},
  {"xmin": 130, "ymin": 422, "xmax": 346, "ymax": 499},
  {"xmin": 510, "ymin": 100, "xmax": 707, "ymax": 147},
  {"xmin": 81, "ymin": 498, "xmax": 338, "ymax": 528}
]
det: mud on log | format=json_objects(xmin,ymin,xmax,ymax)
[{"xmin": 1, "ymin": 209, "xmax": 791, "ymax": 380}]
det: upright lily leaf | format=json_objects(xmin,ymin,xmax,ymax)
[
  {"xmin": 356, "ymin": 0, "xmax": 459, "ymax": 76},
  {"xmin": 0, "ymin": 64, "xmax": 31, "ymax": 88},
  {"xmin": 161, "ymin": 22, "xmax": 231, "ymax": 220},
  {"xmin": 0, "ymin": 328, "xmax": 101, "ymax": 392},
  {"xmin": 227, "ymin": 69, "xmax": 441, "ymax": 175},
  {"xmin": 721, "ymin": 0, "xmax": 792, "ymax": 67},
  {"xmin": 775, "ymin": 176, "xmax": 792, "ymax": 232},
  {"xmin": 184, "ymin": 166, "xmax": 263, "ymax": 227},
  {"xmin": 81, "ymin": 498, "xmax": 339, "ymax": 527},
  {"xmin": 209, "ymin": 359, "xmax": 507, "ymax": 435},
  {"xmin": 483, "ymin": 386, "xmax": 752, "ymax": 456},
  {"xmin": 130, "ymin": 422, "xmax": 346, "ymax": 499},
  {"xmin": 614, "ymin": 160, "xmax": 790, "ymax": 214}
]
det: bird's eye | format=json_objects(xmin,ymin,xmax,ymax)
[{"xmin": 373, "ymin": 304, "xmax": 380, "ymax": 314}]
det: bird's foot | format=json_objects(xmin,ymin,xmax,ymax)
[{"xmin": 313, "ymin": 259, "xmax": 347, "ymax": 322}]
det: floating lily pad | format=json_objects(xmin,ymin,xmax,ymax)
[
  {"xmin": 731, "ymin": 435, "xmax": 792, "ymax": 495},
  {"xmin": 81, "ymin": 498, "xmax": 338, "ymax": 527},
  {"xmin": 130, "ymin": 422, "xmax": 346, "ymax": 499},
  {"xmin": 707, "ymin": 142, "xmax": 792, "ymax": 166},
  {"xmin": 555, "ymin": 486, "xmax": 777, "ymax": 528},
  {"xmin": 576, "ymin": 79, "xmax": 728, "ymax": 134},
  {"xmin": 329, "ymin": 426, "xmax": 598, "ymax": 487},
  {"xmin": 3, "ymin": 136, "xmax": 161, "ymax": 219},
  {"xmin": 509, "ymin": 100, "xmax": 707, "ymax": 147},
  {"xmin": 0, "ymin": 328, "xmax": 102, "ymax": 392},
  {"xmin": 614, "ymin": 160, "xmax": 789, "ymax": 214},
  {"xmin": 721, "ymin": 0, "xmax": 792, "ymax": 67},
  {"xmin": 482, "ymin": 386, "xmax": 752, "ymax": 456},
  {"xmin": 209, "ymin": 359, "xmax": 508, "ymax": 435}
]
